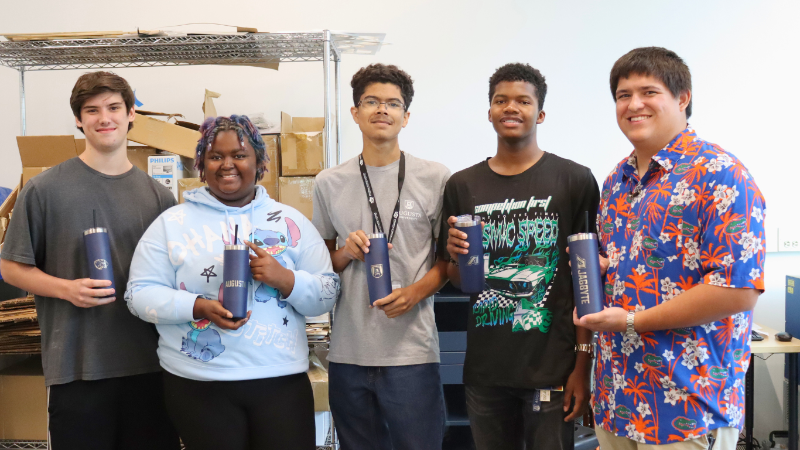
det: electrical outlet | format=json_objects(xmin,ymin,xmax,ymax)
[{"xmin": 778, "ymin": 228, "xmax": 800, "ymax": 252}]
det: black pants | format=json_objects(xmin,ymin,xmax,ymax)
[
  {"xmin": 163, "ymin": 371, "xmax": 316, "ymax": 450},
  {"xmin": 48, "ymin": 372, "xmax": 180, "ymax": 450},
  {"xmin": 466, "ymin": 385, "xmax": 574, "ymax": 450}
]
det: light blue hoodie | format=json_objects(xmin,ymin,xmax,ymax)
[{"xmin": 125, "ymin": 185, "xmax": 339, "ymax": 381}]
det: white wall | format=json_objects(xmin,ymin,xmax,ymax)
[{"xmin": 1, "ymin": 0, "xmax": 798, "ymax": 442}]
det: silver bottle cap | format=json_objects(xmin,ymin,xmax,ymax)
[
  {"xmin": 567, "ymin": 233, "xmax": 598, "ymax": 243},
  {"xmin": 366, "ymin": 233, "xmax": 385, "ymax": 240},
  {"xmin": 84, "ymin": 227, "xmax": 108, "ymax": 236},
  {"xmin": 225, "ymin": 244, "xmax": 247, "ymax": 251}
]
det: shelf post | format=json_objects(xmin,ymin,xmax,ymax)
[
  {"xmin": 322, "ymin": 30, "xmax": 334, "ymax": 170},
  {"xmin": 334, "ymin": 47, "xmax": 341, "ymax": 166},
  {"xmin": 19, "ymin": 67, "xmax": 26, "ymax": 136}
]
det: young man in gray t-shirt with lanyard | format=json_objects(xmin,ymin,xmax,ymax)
[
  {"xmin": 0, "ymin": 72, "xmax": 179, "ymax": 450},
  {"xmin": 312, "ymin": 64, "xmax": 450, "ymax": 450}
]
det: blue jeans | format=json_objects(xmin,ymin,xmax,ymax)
[
  {"xmin": 329, "ymin": 362, "xmax": 445, "ymax": 450},
  {"xmin": 466, "ymin": 385, "xmax": 574, "ymax": 450}
]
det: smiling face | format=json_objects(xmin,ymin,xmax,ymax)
[
  {"xmin": 615, "ymin": 73, "xmax": 691, "ymax": 151},
  {"xmin": 489, "ymin": 81, "xmax": 545, "ymax": 143},
  {"xmin": 204, "ymin": 130, "xmax": 258, "ymax": 207},
  {"xmin": 351, "ymin": 82, "xmax": 410, "ymax": 143},
  {"xmin": 74, "ymin": 92, "xmax": 134, "ymax": 153}
]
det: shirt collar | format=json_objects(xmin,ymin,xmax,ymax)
[{"xmin": 622, "ymin": 124, "xmax": 696, "ymax": 181}]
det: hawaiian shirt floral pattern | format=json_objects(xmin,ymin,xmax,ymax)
[{"xmin": 593, "ymin": 126, "xmax": 766, "ymax": 445}]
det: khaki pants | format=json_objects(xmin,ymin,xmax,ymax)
[{"xmin": 595, "ymin": 427, "xmax": 739, "ymax": 450}]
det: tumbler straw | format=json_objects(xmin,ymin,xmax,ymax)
[{"xmin": 93, "ymin": 209, "xmax": 97, "ymax": 229}]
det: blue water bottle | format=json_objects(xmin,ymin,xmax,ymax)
[
  {"xmin": 364, "ymin": 233, "xmax": 392, "ymax": 305},
  {"xmin": 455, "ymin": 215, "xmax": 485, "ymax": 294},
  {"xmin": 223, "ymin": 244, "xmax": 250, "ymax": 321},
  {"xmin": 84, "ymin": 227, "xmax": 115, "ymax": 290},
  {"xmin": 568, "ymin": 232, "xmax": 604, "ymax": 318}
]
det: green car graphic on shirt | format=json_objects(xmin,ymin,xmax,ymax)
[{"xmin": 485, "ymin": 254, "xmax": 555, "ymax": 301}]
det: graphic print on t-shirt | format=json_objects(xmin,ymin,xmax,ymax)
[{"xmin": 474, "ymin": 196, "xmax": 559, "ymax": 333}]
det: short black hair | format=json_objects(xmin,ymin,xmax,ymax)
[
  {"xmin": 610, "ymin": 47, "xmax": 693, "ymax": 118},
  {"xmin": 488, "ymin": 63, "xmax": 547, "ymax": 110},
  {"xmin": 351, "ymin": 64, "xmax": 414, "ymax": 110}
]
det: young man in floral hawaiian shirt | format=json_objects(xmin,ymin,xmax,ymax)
[{"xmin": 575, "ymin": 47, "xmax": 766, "ymax": 450}]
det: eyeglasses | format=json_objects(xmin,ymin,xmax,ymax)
[{"xmin": 358, "ymin": 99, "xmax": 406, "ymax": 112}]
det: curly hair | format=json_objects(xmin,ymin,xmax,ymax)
[
  {"xmin": 488, "ymin": 63, "xmax": 547, "ymax": 111},
  {"xmin": 194, "ymin": 115, "xmax": 269, "ymax": 182},
  {"xmin": 610, "ymin": 47, "xmax": 693, "ymax": 118},
  {"xmin": 70, "ymin": 71, "xmax": 136, "ymax": 133},
  {"xmin": 351, "ymin": 63, "xmax": 414, "ymax": 110}
]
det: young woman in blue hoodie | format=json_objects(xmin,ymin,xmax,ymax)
[{"xmin": 126, "ymin": 115, "xmax": 339, "ymax": 450}]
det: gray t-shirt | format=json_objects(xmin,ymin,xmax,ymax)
[
  {"xmin": 1, "ymin": 157, "xmax": 176, "ymax": 386},
  {"xmin": 312, "ymin": 153, "xmax": 450, "ymax": 366}
]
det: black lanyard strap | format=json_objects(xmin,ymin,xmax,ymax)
[{"xmin": 358, "ymin": 151, "xmax": 405, "ymax": 244}]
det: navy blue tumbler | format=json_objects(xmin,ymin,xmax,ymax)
[
  {"xmin": 223, "ymin": 244, "xmax": 250, "ymax": 321},
  {"xmin": 364, "ymin": 233, "xmax": 392, "ymax": 305},
  {"xmin": 567, "ymin": 233, "xmax": 604, "ymax": 318},
  {"xmin": 84, "ymin": 228, "xmax": 115, "ymax": 290},
  {"xmin": 455, "ymin": 215, "xmax": 485, "ymax": 294}
]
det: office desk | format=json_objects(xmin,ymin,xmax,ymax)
[{"xmin": 747, "ymin": 324, "xmax": 800, "ymax": 450}]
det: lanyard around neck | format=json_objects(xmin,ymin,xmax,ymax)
[{"xmin": 358, "ymin": 151, "xmax": 405, "ymax": 244}]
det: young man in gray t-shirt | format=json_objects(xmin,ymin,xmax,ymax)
[
  {"xmin": 0, "ymin": 72, "xmax": 179, "ymax": 450},
  {"xmin": 312, "ymin": 64, "xmax": 450, "ymax": 450}
]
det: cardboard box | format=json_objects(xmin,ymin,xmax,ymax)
[
  {"xmin": 0, "ymin": 356, "xmax": 47, "ymax": 440},
  {"xmin": 308, "ymin": 354, "xmax": 329, "ymax": 412},
  {"xmin": 279, "ymin": 177, "xmax": 314, "ymax": 220},
  {"xmin": 127, "ymin": 112, "xmax": 202, "ymax": 159},
  {"xmin": 260, "ymin": 134, "xmax": 280, "ymax": 199},
  {"xmin": 17, "ymin": 135, "xmax": 80, "ymax": 187},
  {"xmin": 148, "ymin": 154, "xmax": 186, "ymax": 200},
  {"xmin": 280, "ymin": 112, "xmax": 324, "ymax": 177}
]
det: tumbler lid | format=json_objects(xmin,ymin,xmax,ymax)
[
  {"xmin": 455, "ymin": 215, "xmax": 481, "ymax": 227},
  {"xmin": 567, "ymin": 233, "xmax": 598, "ymax": 243},
  {"xmin": 366, "ymin": 233, "xmax": 385, "ymax": 239},
  {"xmin": 225, "ymin": 244, "xmax": 247, "ymax": 251},
  {"xmin": 84, "ymin": 227, "xmax": 108, "ymax": 235}
]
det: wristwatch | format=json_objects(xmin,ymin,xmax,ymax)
[
  {"xmin": 575, "ymin": 344, "xmax": 594, "ymax": 359},
  {"xmin": 625, "ymin": 310, "xmax": 636, "ymax": 337}
]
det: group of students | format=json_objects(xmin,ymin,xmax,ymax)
[{"xmin": 0, "ymin": 44, "xmax": 766, "ymax": 450}]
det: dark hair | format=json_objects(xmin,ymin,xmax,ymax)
[
  {"xmin": 351, "ymin": 64, "xmax": 414, "ymax": 110},
  {"xmin": 70, "ymin": 71, "xmax": 136, "ymax": 133},
  {"xmin": 488, "ymin": 63, "xmax": 547, "ymax": 110},
  {"xmin": 610, "ymin": 47, "xmax": 692, "ymax": 118},
  {"xmin": 195, "ymin": 115, "xmax": 269, "ymax": 182}
]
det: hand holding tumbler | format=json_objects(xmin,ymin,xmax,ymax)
[
  {"xmin": 454, "ymin": 215, "xmax": 485, "ymax": 294},
  {"xmin": 364, "ymin": 233, "xmax": 392, "ymax": 305}
]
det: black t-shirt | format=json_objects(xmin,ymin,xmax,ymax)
[
  {"xmin": 1, "ymin": 157, "xmax": 176, "ymax": 386},
  {"xmin": 441, "ymin": 152, "xmax": 600, "ymax": 389}
]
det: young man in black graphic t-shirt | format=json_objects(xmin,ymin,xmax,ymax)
[{"xmin": 443, "ymin": 63, "xmax": 600, "ymax": 450}]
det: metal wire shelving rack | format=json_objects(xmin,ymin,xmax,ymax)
[
  {"xmin": 0, "ymin": 29, "xmax": 382, "ymax": 450},
  {"xmin": 0, "ymin": 30, "xmax": 385, "ymax": 168}
]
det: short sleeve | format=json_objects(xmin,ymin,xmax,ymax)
[
  {"xmin": 311, "ymin": 177, "xmax": 336, "ymax": 240},
  {"xmin": 698, "ymin": 158, "xmax": 766, "ymax": 291},
  {"xmin": 437, "ymin": 177, "xmax": 460, "ymax": 261},
  {"xmin": 1, "ymin": 182, "xmax": 43, "ymax": 266},
  {"xmin": 431, "ymin": 167, "xmax": 451, "ymax": 241}
]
